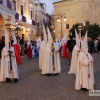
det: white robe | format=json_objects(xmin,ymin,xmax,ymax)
[
  {"xmin": 68, "ymin": 45, "xmax": 80, "ymax": 75},
  {"xmin": 0, "ymin": 47, "xmax": 10, "ymax": 81},
  {"xmin": 39, "ymin": 40, "xmax": 46, "ymax": 70},
  {"xmin": 75, "ymin": 51, "xmax": 95, "ymax": 90},
  {"xmin": 42, "ymin": 43, "xmax": 61, "ymax": 74},
  {"xmin": 9, "ymin": 47, "xmax": 19, "ymax": 79},
  {"xmin": 31, "ymin": 45, "xmax": 34, "ymax": 57}
]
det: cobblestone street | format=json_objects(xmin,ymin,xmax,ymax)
[{"xmin": 0, "ymin": 54, "xmax": 100, "ymax": 100}]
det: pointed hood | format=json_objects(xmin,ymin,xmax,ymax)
[
  {"xmin": 37, "ymin": 37, "xmax": 41, "ymax": 44},
  {"xmin": 81, "ymin": 31, "xmax": 88, "ymax": 52},
  {"xmin": 62, "ymin": 34, "xmax": 67, "ymax": 43},
  {"xmin": 47, "ymin": 27, "xmax": 52, "ymax": 40},
  {"xmin": 47, "ymin": 27, "xmax": 53, "ymax": 45},
  {"xmin": 75, "ymin": 29, "xmax": 80, "ymax": 48},
  {"xmin": 43, "ymin": 24, "xmax": 47, "ymax": 42},
  {"xmin": 28, "ymin": 35, "xmax": 30, "ymax": 44},
  {"xmin": 55, "ymin": 39, "xmax": 58, "ymax": 43},
  {"xmin": 13, "ymin": 33, "xmax": 17, "ymax": 44}
]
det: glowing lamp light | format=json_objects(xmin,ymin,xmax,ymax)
[
  {"xmin": 64, "ymin": 17, "xmax": 66, "ymax": 21},
  {"xmin": 57, "ymin": 17, "xmax": 60, "ymax": 22}
]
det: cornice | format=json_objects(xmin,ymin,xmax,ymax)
[
  {"xmin": 29, "ymin": 4, "xmax": 34, "ymax": 8},
  {"xmin": 17, "ymin": 20, "xmax": 37, "ymax": 29},
  {"xmin": 0, "ymin": 4, "xmax": 16, "ymax": 16}
]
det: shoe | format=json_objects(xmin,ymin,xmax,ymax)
[
  {"xmin": 12, "ymin": 78, "xmax": 18, "ymax": 83},
  {"xmin": 6, "ymin": 78, "xmax": 12, "ymax": 83}
]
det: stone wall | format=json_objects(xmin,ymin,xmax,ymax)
[{"xmin": 53, "ymin": 0, "xmax": 100, "ymax": 39}]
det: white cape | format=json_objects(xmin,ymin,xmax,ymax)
[
  {"xmin": 39, "ymin": 40, "xmax": 46, "ymax": 70},
  {"xmin": 0, "ymin": 47, "xmax": 10, "ymax": 81},
  {"xmin": 42, "ymin": 43, "xmax": 61, "ymax": 74},
  {"xmin": 9, "ymin": 47, "xmax": 19, "ymax": 79},
  {"xmin": 75, "ymin": 52, "xmax": 95, "ymax": 90},
  {"xmin": 68, "ymin": 45, "xmax": 80, "ymax": 75}
]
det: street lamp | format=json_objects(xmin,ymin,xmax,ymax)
[
  {"xmin": 57, "ymin": 13, "xmax": 66, "ymax": 39},
  {"xmin": 14, "ymin": 20, "xmax": 23, "ymax": 35},
  {"xmin": 78, "ymin": 23, "xmax": 83, "ymax": 39},
  {"xmin": 5, "ymin": 17, "xmax": 13, "ymax": 48},
  {"xmin": 25, "ymin": 27, "xmax": 30, "ymax": 33}
]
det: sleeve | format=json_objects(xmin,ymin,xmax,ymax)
[
  {"xmin": 79, "ymin": 53, "xmax": 89, "ymax": 66},
  {"xmin": 4, "ymin": 50, "xmax": 9, "ymax": 57},
  {"xmin": 11, "ymin": 51, "xmax": 15, "ymax": 57},
  {"xmin": 88, "ymin": 53, "xmax": 93, "ymax": 62}
]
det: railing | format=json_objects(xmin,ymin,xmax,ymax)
[
  {"xmin": 0, "ymin": 0, "xmax": 3, "ymax": 4},
  {"xmin": 15, "ymin": 13, "xmax": 19, "ymax": 20},
  {"xmin": 32, "ymin": 20, "xmax": 35, "ymax": 26},
  {"xmin": 7, "ymin": 0, "xmax": 12, "ymax": 9},
  {"xmin": 15, "ymin": 13, "xmax": 35, "ymax": 25},
  {"xmin": 22, "ymin": 16, "xmax": 26, "ymax": 22}
]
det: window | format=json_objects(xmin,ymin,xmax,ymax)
[
  {"xmin": 86, "ymin": 21, "xmax": 90, "ymax": 26},
  {"xmin": 13, "ymin": 0, "xmax": 16, "ymax": 10},
  {"xmin": 0, "ymin": 0, "xmax": 3, "ymax": 4},
  {"xmin": 21, "ymin": 5, "xmax": 23, "ymax": 15},
  {"xmin": 7, "ymin": 0, "xmax": 12, "ymax": 9},
  {"xmin": 31, "ymin": 11, "xmax": 33, "ymax": 19},
  {"xmin": 66, "ymin": 24, "xmax": 69, "ymax": 29}
]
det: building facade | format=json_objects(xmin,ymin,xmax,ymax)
[
  {"xmin": 0, "ymin": 0, "xmax": 37, "ymax": 41},
  {"xmin": 14, "ymin": 0, "xmax": 37, "ymax": 40},
  {"xmin": 53, "ymin": 0, "xmax": 100, "ymax": 39},
  {"xmin": 35, "ymin": 2, "xmax": 46, "ymax": 38},
  {"xmin": 0, "ymin": 0, "xmax": 16, "ymax": 38}
]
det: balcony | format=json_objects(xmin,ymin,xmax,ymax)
[
  {"xmin": 15, "ymin": 13, "xmax": 19, "ymax": 20},
  {"xmin": 28, "ymin": 19, "xmax": 35, "ymax": 26},
  {"xmin": 7, "ymin": 0, "xmax": 12, "ymax": 9},
  {"xmin": 32, "ymin": 20, "xmax": 35, "ymax": 26},
  {"xmin": 0, "ymin": 0, "xmax": 3, "ymax": 4},
  {"xmin": 15, "ymin": 13, "xmax": 35, "ymax": 25},
  {"xmin": 22, "ymin": 16, "xmax": 26, "ymax": 22}
]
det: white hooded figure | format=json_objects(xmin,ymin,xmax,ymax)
[
  {"xmin": 75, "ymin": 31, "xmax": 95, "ymax": 90},
  {"xmin": 27, "ymin": 35, "xmax": 32, "ymax": 58},
  {"xmin": 36, "ymin": 37, "xmax": 41, "ymax": 49},
  {"xmin": 0, "ymin": 28, "xmax": 10, "ymax": 82},
  {"xmin": 13, "ymin": 33, "xmax": 21, "ymax": 65},
  {"xmin": 39, "ymin": 24, "xmax": 47, "ymax": 70},
  {"xmin": 9, "ymin": 41, "xmax": 19, "ymax": 81},
  {"xmin": 42, "ymin": 27, "xmax": 61, "ymax": 74},
  {"xmin": 54, "ymin": 39, "xmax": 60, "ymax": 51},
  {"xmin": 60, "ymin": 34, "xmax": 69, "ymax": 58},
  {"xmin": 68, "ymin": 29, "xmax": 80, "ymax": 74}
]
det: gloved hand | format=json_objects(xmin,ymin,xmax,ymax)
[
  {"xmin": 88, "ymin": 59, "xmax": 92, "ymax": 63},
  {"xmin": 88, "ymin": 58, "xmax": 93, "ymax": 63}
]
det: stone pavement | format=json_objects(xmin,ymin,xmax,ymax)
[{"xmin": 0, "ymin": 54, "xmax": 100, "ymax": 100}]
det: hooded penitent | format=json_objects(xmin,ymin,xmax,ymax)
[
  {"xmin": 13, "ymin": 33, "xmax": 22, "ymax": 65},
  {"xmin": 28, "ymin": 35, "xmax": 31, "ymax": 44},
  {"xmin": 13, "ymin": 33, "xmax": 17, "ymax": 44},
  {"xmin": 68, "ymin": 29, "xmax": 80, "ymax": 75},
  {"xmin": 75, "ymin": 31, "xmax": 95, "ymax": 90},
  {"xmin": 27, "ymin": 34, "xmax": 32, "ymax": 58},
  {"xmin": 39, "ymin": 24, "xmax": 47, "ymax": 70}
]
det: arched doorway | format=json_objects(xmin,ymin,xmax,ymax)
[{"xmin": 0, "ymin": 14, "xmax": 4, "ymax": 39}]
